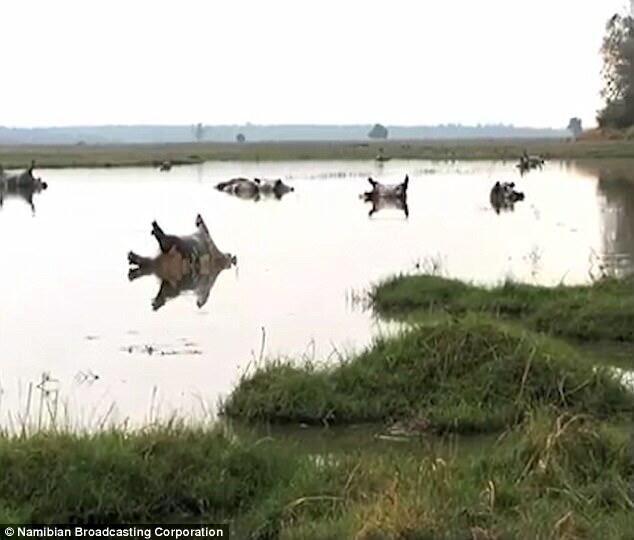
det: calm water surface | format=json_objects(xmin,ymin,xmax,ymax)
[{"xmin": 1, "ymin": 159, "xmax": 633, "ymax": 426}]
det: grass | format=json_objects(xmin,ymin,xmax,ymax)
[
  {"xmin": 371, "ymin": 274, "xmax": 634, "ymax": 343},
  {"xmin": 0, "ymin": 424, "xmax": 296, "ymax": 525},
  {"xmin": 0, "ymin": 412, "xmax": 632, "ymax": 538},
  {"xmin": 3, "ymin": 138, "xmax": 634, "ymax": 168},
  {"xmin": 222, "ymin": 316, "xmax": 634, "ymax": 432}
]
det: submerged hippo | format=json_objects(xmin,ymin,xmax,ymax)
[
  {"xmin": 490, "ymin": 181, "xmax": 525, "ymax": 214},
  {"xmin": 361, "ymin": 175, "xmax": 409, "ymax": 217},
  {"xmin": 215, "ymin": 177, "xmax": 294, "ymax": 201},
  {"xmin": 0, "ymin": 161, "xmax": 48, "ymax": 213},
  {"xmin": 127, "ymin": 214, "xmax": 236, "ymax": 311}
]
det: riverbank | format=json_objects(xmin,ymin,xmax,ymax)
[
  {"xmin": 3, "ymin": 274, "xmax": 634, "ymax": 536},
  {"xmin": 0, "ymin": 412, "xmax": 632, "ymax": 538},
  {"xmin": 3, "ymin": 138, "xmax": 634, "ymax": 169}
]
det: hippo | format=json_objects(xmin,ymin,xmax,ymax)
[
  {"xmin": 361, "ymin": 175, "xmax": 409, "ymax": 217},
  {"xmin": 159, "ymin": 160, "xmax": 172, "ymax": 172},
  {"xmin": 517, "ymin": 152, "xmax": 545, "ymax": 175},
  {"xmin": 0, "ymin": 161, "xmax": 48, "ymax": 213},
  {"xmin": 254, "ymin": 178, "xmax": 294, "ymax": 199},
  {"xmin": 215, "ymin": 177, "xmax": 294, "ymax": 201},
  {"xmin": 215, "ymin": 177, "xmax": 259, "ymax": 200},
  {"xmin": 490, "ymin": 181, "xmax": 525, "ymax": 214},
  {"xmin": 127, "ymin": 214, "xmax": 236, "ymax": 311}
]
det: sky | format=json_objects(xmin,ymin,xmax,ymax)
[{"xmin": 1, "ymin": 0, "xmax": 628, "ymax": 128}]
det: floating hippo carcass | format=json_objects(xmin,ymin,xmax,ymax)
[
  {"xmin": 0, "ymin": 161, "xmax": 48, "ymax": 213},
  {"xmin": 361, "ymin": 175, "xmax": 409, "ymax": 218},
  {"xmin": 517, "ymin": 152, "xmax": 545, "ymax": 175},
  {"xmin": 215, "ymin": 177, "xmax": 294, "ymax": 201},
  {"xmin": 490, "ymin": 181, "xmax": 525, "ymax": 214},
  {"xmin": 254, "ymin": 178, "xmax": 294, "ymax": 198},
  {"xmin": 127, "ymin": 214, "xmax": 236, "ymax": 311}
]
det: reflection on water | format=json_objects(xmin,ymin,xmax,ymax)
[
  {"xmin": 366, "ymin": 196, "xmax": 409, "ymax": 218},
  {"xmin": 0, "ymin": 184, "xmax": 48, "ymax": 213},
  {"xmin": 592, "ymin": 162, "xmax": 634, "ymax": 278},
  {"xmin": 1, "ymin": 159, "xmax": 634, "ymax": 425}
]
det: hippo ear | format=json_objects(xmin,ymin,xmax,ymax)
[
  {"xmin": 28, "ymin": 160, "xmax": 35, "ymax": 174},
  {"xmin": 275, "ymin": 179, "xmax": 282, "ymax": 187},
  {"xmin": 254, "ymin": 178, "xmax": 261, "ymax": 185},
  {"xmin": 367, "ymin": 177, "xmax": 377, "ymax": 187}
]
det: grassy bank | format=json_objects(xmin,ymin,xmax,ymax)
[
  {"xmin": 372, "ymin": 275, "xmax": 634, "ymax": 343},
  {"xmin": 1, "ymin": 413, "xmax": 632, "ymax": 538},
  {"xmin": 3, "ymin": 138, "xmax": 634, "ymax": 168},
  {"xmin": 222, "ymin": 317, "xmax": 634, "ymax": 432}
]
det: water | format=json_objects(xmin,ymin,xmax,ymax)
[{"xmin": 1, "ymin": 158, "xmax": 633, "ymax": 427}]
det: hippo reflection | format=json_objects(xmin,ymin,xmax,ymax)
[
  {"xmin": 127, "ymin": 214, "xmax": 236, "ymax": 311},
  {"xmin": 0, "ymin": 162, "xmax": 48, "ymax": 213},
  {"xmin": 215, "ymin": 177, "xmax": 294, "ymax": 201},
  {"xmin": 490, "ymin": 181, "xmax": 525, "ymax": 214},
  {"xmin": 361, "ymin": 175, "xmax": 409, "ymax": 218}
]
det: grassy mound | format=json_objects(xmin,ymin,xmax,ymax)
[
  {"xmin": 222, "ymin": 317, "xmax": 634, "ymax": 432},
  {"xmin": 0, "ymin": 425, "xmax": 300, "ymax": 525},
  {"xmin": 372, "ymin": 274, "xmax": 634, "ymax": 342}
]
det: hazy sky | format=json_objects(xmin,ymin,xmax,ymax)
[{"xmin": 2, "ymin": 0, "xmax": 627, "ymax": 128}]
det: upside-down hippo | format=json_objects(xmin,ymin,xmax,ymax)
[
  {"xmin": 215, "ymin": 177, "xmax": 294, "ymax": 201},
  {"xmin": 127, "ymin": 214, "xmax": 236, "ymax": 311},
  {"xmin": 361, "ymin": 175, "xmax": 409, "ymax": 217},
  {"xmin": 0, "ymin": 161, "xmax": 48, "ymax": 213}
]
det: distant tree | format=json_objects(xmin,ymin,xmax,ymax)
[
  {"xmin": 598, "ymin": 12, "xmax": 634, "ymax": 128},
  {"xmin": 193, "ymin": 123, "xmax": 205, "ymax": 142},
  {"xmin": 567, "ymin": 117, "xmax": 583, "ymax": 138},
  {"xmin": 368, "ymin": 123, "xmax": 389, "ymax": 139},
  {"xmin": 236, "ymin": 133, "xmax": 246, "ymax": 143}
]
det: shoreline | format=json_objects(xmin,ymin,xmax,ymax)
[{"xmin": 2, "ymin": 138, "xmax": 634, "ymax": 169}]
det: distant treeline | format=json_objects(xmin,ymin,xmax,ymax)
[{"xmin": 0, "ymin": 124, "xmax": 569, "ymax": 145}]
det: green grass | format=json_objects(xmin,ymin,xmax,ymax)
[
  {"xmin": 0, "ymin": 413, "xmax": 632, "ymax": 538},
  {"xmin": 372, "ymin": 274, "xmax": 634, "ymax": 344},
  {"xmin": 3, "ymin": 138, "xmax": 634, "ymax": 168},
  {"xmin": 0, "ymin": 425, "xmax": 296, "ymax": 525},
  {"xmin": 222, "ymin": 316, "xmax": 634, "ymax": 432}
]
